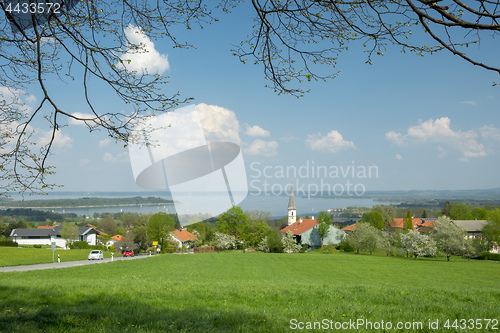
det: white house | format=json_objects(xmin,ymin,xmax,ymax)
[
  {"xmin": 170, "ymin": 229, "xmax": 197, "ymax": 248},
  {"xmin": 10, "ymin": 225, "xmax": 100, "ymax": 248},
  {"xmin": 106, "ymin": 234, "xmax": 128, "ymax": 249}
]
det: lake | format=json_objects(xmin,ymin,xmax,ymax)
[{"xmin": 7, "ymin": 191, "xmax": 399, "ymax": 218}]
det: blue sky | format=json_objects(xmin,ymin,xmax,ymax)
[{"xmin": 12, "ymin": 4, "xmax": 500, "ymax": 195}]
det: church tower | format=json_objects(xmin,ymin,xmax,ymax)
[{"xmin": 288, "ymin": 180, "xmax": 297, "ymax": 225}]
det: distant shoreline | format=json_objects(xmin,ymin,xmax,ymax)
[{"xmin": 0, "ymin": 202, "xmax": 176, "ymax": 210}]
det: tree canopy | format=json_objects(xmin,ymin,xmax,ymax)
[
  {"xmin": 359, "ymin": 211, "xmax": 385, "ymax": 230},
  {"xmin": 147, "ymin": 212, "xmax": 175, "ymax": 242},
  {"xmin": 431, "ymin": 216, "xmax": 466, "ymax": 261},
  {"xmin": 217, "ymin": 206, "xmax": 249, "ymax": 236},
  {"xmin": 60, "ymin": 222, "xmax": 79, "ymax": 248}
]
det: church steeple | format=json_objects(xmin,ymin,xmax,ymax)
[{"xmin": 288, "ymin": 180, "xmax": 296, "ymax": 225}]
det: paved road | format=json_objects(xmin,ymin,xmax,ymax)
[{"xmin": 0, "ymin": 254, "xmax": 153, "ymax": 273}]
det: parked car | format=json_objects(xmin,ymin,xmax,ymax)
[
  {"xmin": 88, "ymin": 250, "xmax": 103, "ymax": 260},
  {"xmin": 123, "ymin": 250, "xmax": 134, "ymax": 257}
]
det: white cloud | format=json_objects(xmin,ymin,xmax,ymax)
[
  {"xmin": 386, "ymin": 117, "xmax": 486, "ymax": 160},
  {"xmin": 480, "ymin": 125, "xmax": 500, "ymax": 141},
  {"xmin": 38, "ymin": 130, "xmax": 73, "ymax": 148},
  {"xmin": 395, "ymin": 154, "xmax": 403, "ymax": 160},
  {"xmin": 0, "ymin": 86, "xmax": 36, "ymax": 114},
  {"xmin": 117, "ymin": 25, "xmax": 170, "ymax": 75},
  {"xmin": 244, "ymin": 139, "xmax": 279, "ymax": 156},
  {"xmin": 99, "ymin": 139, "xmax": 111, "ymax": 147},
  {"xmin": 68, "ymin": 112, "xmax": 100, "ymax": 126},
  {"xmin": 385, "ymin": 131, "xmax": 405, "ymax": 146},
  {"xmin": 129, "ymin": 104, "xmax": 241, "ymax": 163},
  {"xmin": 80, "ymin": 158, "xmax": 90, "ymax": 167},
  {"xmin": 279, "ymin": 135, "xmax": 298, "ymax": 142},
  {"xmin": 196, "ymin": 103, "xmax": 241, "ymax": 144},
  {"xmin": 306, "ymin": 130, "xmax": 356, "ymax": 153},
  {"xmin": 244, "ymin": 124, "xmax": 270, "ymax": 137},
  {"xmin": 460, "ymin": 101, "xmax": 477, "ymax": 106},
  {"xmin": 103, "ymin": 151, "xmax": 129, "ymax": 163}
]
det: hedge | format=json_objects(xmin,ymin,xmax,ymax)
[
  {"xmin": 0, "ymin": 240, "xmax": 18, "ymax": 247},
  {"xmin": 479, "ymin": 252, "xmax": 500, "ymax": 261},
  {"xmin": 194, "ymin": 246, "xmax": 216, "ymax": 253}
]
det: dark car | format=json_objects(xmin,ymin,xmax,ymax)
[{"xmin": 123, "ymin": 250, "xmax": 134, "ymax": 257}]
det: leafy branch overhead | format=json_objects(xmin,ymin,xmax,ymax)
[
  {"xmin": 0, "ymin": 0, "xmax": 207, "ymax": 194},
  {"xmin": 0, "ymin": 0, "xmax": 498, "ymax": 194},
  {"xmin": 238, "ymin": 0, "xmax": 500, "ymax": 95}
]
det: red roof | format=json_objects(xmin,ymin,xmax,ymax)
[
  {"xmin": 390, "ymin": 218, "xmax": 421, "ymax": 229},
  {"xmin": 281, "ymin": 218, "xmax": 318, "ymax": 235},
  {"xmin": 342, "ymin": 223, "xmax": 357, "ymax": 232},
  {"xmin": 111, "ymin": 235, "xmax": 127, "ymax": 242},
  {"xmin": 37, "ymin": 226, "xmax": 55, "ymax": 229},
  {"xmin": 171, "ymin": 229, "xmax": 197, "ymax": 242}
]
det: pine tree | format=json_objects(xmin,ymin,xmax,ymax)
[{"xmin": 442, "ymin": 201, "xmax": 452, "ymax": 216}]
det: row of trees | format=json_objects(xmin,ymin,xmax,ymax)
[{"xmin": 343, "ymin": 216, "xmax": 491, "ymax": 261}]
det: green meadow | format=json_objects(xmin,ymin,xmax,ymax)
[
  {"xmin": 0, "ymin": 247, "xmax": 113, "ymax": 267},
  {"xmin": 0, "ymin": 252, "xmax": 499, "ymax": 332}
]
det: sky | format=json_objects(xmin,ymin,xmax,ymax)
[{"xmin": 6, "ymin": 3, "xmax": 500, "ymax": 198}]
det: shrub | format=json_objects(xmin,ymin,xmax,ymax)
[
  {"xmin": 163, "ymin": 242, "xmax": 177, "ymax": 253},
  {"xmin": 336, "ymin": 239, "xmax": 355, "ymax": 252},
  {"xmin": 73, "ymin": 241, "xmax": 91, "ymax": 249},
  {"xmin": 0, "ymin": 240, "xmax": 18, "ymax": 247},
  {"xmin": 33, "ymin": 244, "xmax": 42, "ymax": 248},
  {"xmin": 317, "ymin": 244, "xmax": 338, "ymax": 254},
  {"xmin": 478, "ymin": 252, "xmax": 500, "ymax": 261},
  {"xmin": 299, "ymin": 244, "xmax": 309, "ymax": 253},
  {"xmin": 194, "ymin": 246, "xmax": 215, "ymax": 253}
]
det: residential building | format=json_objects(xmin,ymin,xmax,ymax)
[
  {"xmin": 170, "ymin": 229, "xmax": 197, "ymax": 248},
  {"xmin": 10, "ymin": 225, "xmax": 100, "ymax": 248},
  {"xmin": 281, "ymin": 185, "xmax": 345, "ymax": 248},
  {"xmin": 106, "ymin": 234, "xmax": 128, "ymax": 249},
  {"xmin": 451, "ymin": 220, "xmax": 488, "ymax": 239},
  {"xmin": 282, "ymin": 217, "xmax": 345, "ymax": 248}
]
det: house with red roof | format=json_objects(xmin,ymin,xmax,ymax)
[
  {"xmin": 342, "ymin": 223, "xmax": 357, "ymax": 233},
  {"xmin": 281, "ymin": 217, "xmax": 345, "ymax": 249},
  {"xmin": 389, "ymin": 217, "xmax": 437, "ymax": 233},
  {"xmin": 106, "ymin": 234, "xmax": 129, "ymax": 249},
  {"xmin": 281, "ymin": 184, "xmax": 345, "ymax": 248},
  {"xmin": 170, "ymin": 229, "xmax": 197, "ymax": 248}
]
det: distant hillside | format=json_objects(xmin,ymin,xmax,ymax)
[
  {"xmin": 0, "ymin": 208, "xmax": 65, "ymax": 222},
  {"xmin": 0, "ymin": 197, "xmax": 174, "ymax": 208},
  {"xmin": 364, "ymin": 188, "xmax": 500, "ymax": 207}
]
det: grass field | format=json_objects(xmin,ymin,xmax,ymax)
[
  {"xmin": 0, "ymin": 251, "xmax": 499, "ymax": 332},
  {"xmin": 0, "ymin": 247, "xmax": 114, "ymax": 267}
]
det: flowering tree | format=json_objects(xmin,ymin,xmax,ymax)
[
  {"xmin": 347, "ymin": 223, "xmax": 384, "ymax": 255},
  {"xmin": 190, "ymin": 230, "xmax": 204, "ymax": 248},
  {"xmin": 213, "ymin": 232, "xmax": 236, "ymax": 250},
  {"xmin": 258, "ymin": 236, "xmax": 269, "ymax": 253},
  {"xmin": 431, "ymin": 216, "xmax": 466, "ymax": 261},
  {"xmin": 400, "ymin": 230, "xmax": 436, "ymax": 260},
  {"xmin": 281, "ymin": 231, "xmax": 300, "ymax": 253}
]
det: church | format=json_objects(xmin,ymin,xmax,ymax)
[{"xmin": 281, "ymin": 181, "xmax": 345, "ymax": 249}]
